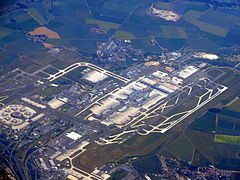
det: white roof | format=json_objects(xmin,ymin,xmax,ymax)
[
  {"xmin": 178, "ymin": 66, "xmax": 198, "ymax": 79},
  {"xmin": 152, "ymin": 71, "xmax": 168, "ymax": 78},
  {"xmin": 83, "ymin": 70, "xmax": 108, "ymax": 83},
  {"xmin": 48, "ymin": 98, "xmax": 65, "ymax": 109},
  {"xmin": 66, "ymin": 132, "xmax": 82, "ymax": 140}
]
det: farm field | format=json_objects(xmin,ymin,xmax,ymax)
[
  {"xmin": 154, "ymin": 68, "xmax": 240, "ymax": 170},
  {"xmin": 0, "ymin": 0, "xmax": 240, "ymax": 62},
  {"xmin": 166, "ymin": 135, "xmax": 194, "ymax": 161},
  {"xmin": 26, "ymin": 8, "xmax": 47, "ymax": 25},
  {"xmin": 114, "ymin": 30, "xmax": 136, "ymax": 39},
  {"xmin": 215, "ymin": 134, "xmax": 240, "ymax": 145},
  {"xmin": 86, "ymin": 19, "xmax": 120, "ymax": 33}
]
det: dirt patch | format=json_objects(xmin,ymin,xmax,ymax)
[
  {"xmin": 29, "ymin": 26, "xmax": 61, "ymax": 48},
  {"xmin": 144, "ymin": 61, "xmax": 160, "ymax": 66}
]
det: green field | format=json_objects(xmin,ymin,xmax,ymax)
[
  {"xmin": 189, "ymin": 112, "xmax": 216, "ymax": 132},
  {"xmin": 227, "ymin": 99, "xmax": 240, "ymax": 112},
  {"xmin": 202, "ymin": 10, "xmax": 240, "ymax": 26},
  {"xmin": 158, "ymin": 149, "xmax": 177, "ymax": 159},
  {"xmin": 12, "ymin": 12, "xmax": 32, "ymax": 23},
  {"xmin": 114, "ymin": 30, "xmax": 136, "ymax": 39},
  {"xmin": 185, "ymin": 130, "xmax": 216, "ymax": 163},
  {"xmin": 110, "ymin": 170, "xmax": 127, "ymax": 180},
  {"xmin": 184, "ymin": 2, "xmax": 209, "ymax": 12},
  {"xmin": 0, "ymin": 50, "xmax": 11, "ymax": 65},
  {"xmin": 131, "ymin": 155, "xmax": 162, "ymax": 173},
  {"xmin": 191, "ymin": 149, "xmax": 211, "ymax": 167},
  {"xmin": 103, "ymin": 2, "xmax": 134, "ymax": 12},
  {"xmin": 166, "ymin": 135, "xmax": 194, "ymax": 161},
  {"xmin": 193, "ymin": 20, "xmax": 228, "ymax": 37},
  {"xmin": 198, "ymin": 12, "xmax": 234, "ymax": 29},
  {"xmin": 0, "ymin": 26, "xmax": 14, "ymax": 38},
  {"xmin": 184, "ymin": 10, "xmax": 229, "ymax": 37},
  {"xmin": 46, "ymin": 39, "xmax": 71, "ymax": 47},
  {"xmin": 53, "ymin": 1, "xmax": 68, "ymax": 7},
  {"xmin": 154, "ymin": 2, "xmax": 170, "ymax": 10},
  {"xmin": 17, "ymin": 19, "xmax": 39, "ymax": 30},
  {"xmin": 1, "ymin": 0, "xmax": 240, "ymax": 59},
  {"xmin": 26, "ymin": 8, "xmax": 47, "ymax": 25},
  {"xmin": 215, "ymin": 134, "xmax": 240, "ymax": 145},
  {"xmin": 86, "ymin": 19, "xmax": 120, "ymax": 33},
  {"xmin": 184, "ymin": 10, "xmax": 203, "ymax": 22},
  {"xmin": 160, "ymin": 25, "xmax": 188, "ymax": 39}
]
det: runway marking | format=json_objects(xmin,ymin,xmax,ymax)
[
  {"xmin": 139, "ymin": 85, "xmax": 227, "ymax": 135},
  {"xmin": 47, "ymin": 62, "xmax": 130, "ymax": 83},
  {"xmin": 99, "ymin": 84, "xmax": 227, "ymax": 144},
  {"xmin": 0, "ymin": 96, "xmax": 8, "ymax": 106}
]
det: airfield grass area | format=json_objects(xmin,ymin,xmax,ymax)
[
  {"xmin": 27, "ymin": 50, "xmax": 58, "ymax": 66},
  {"xmin": 215, "ymin": 134, "xmax": 240, "ymax": 145},
  {"xmin": 72, "ymin": 130, "xmax": 183, "ymax": 172},
  {"xmin": 227, "ymin": 99, "xmax": 240, "ymax": 112}
]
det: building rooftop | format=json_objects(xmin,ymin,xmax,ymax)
[{"xmin": 66, "ymin": 132, "xmax": 82, "ymax": 141}]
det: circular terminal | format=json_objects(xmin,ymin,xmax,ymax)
[
  {"xmin": 11, "ymin": 112, "xmax": 24, "ymax": 119},
  {"xmin": 0, "ymin": 104, "xmax": 36, "ymax": 127}
]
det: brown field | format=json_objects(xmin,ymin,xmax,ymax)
[
  {"xmin": 144, "ymin": 61, "xmax": 160, "ymax": 66},
  {"xmin": 29, "ymin": 26, "xmax": 61, "ymax": 48}
]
